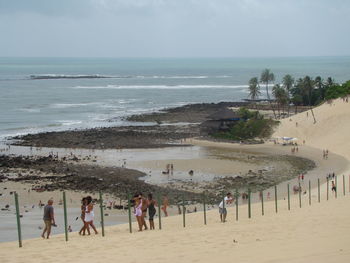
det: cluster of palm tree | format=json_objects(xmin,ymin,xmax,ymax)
[{"xmin": 248, "ymin": 69, "xmax": 338, "ymax": 122}]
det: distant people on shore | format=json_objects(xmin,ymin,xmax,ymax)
[
  {"xmin": 162, "ymin": 163, "xmax": 174, "ymax": 174},
  {"xmin": 323, "ymin": 149, "xmax": 329, "ymax": 159},
  {"xmin": 219, "ymin": 193, "xmax": 233, "ymax": 223},
  {"xmin": 41, "ymin": 199, "xmax": 55, "ymax": 239}
]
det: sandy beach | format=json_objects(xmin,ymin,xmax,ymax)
[{"xmin": 1, "ymin": 98, "xmax": 350, "ymax": 262}]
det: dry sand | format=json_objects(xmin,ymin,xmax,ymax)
[{"xmin": 1, "ymin": 98, "xmax": 350, "ymax": 262}]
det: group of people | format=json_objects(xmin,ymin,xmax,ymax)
[
  {"xmin": 323, "ymin": 149, "xmax": 329, "ymax": 159},
  {"xmin": 79, "ymin": 196, "xmax": 98, "ymax": 235},
  {"xmin": 132, "ymin": 193, "xmax": 157, "ymax": 231}
]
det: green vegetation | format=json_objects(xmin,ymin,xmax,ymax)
[
  {"xmin": 248, "ymin": 69, "xmax": 350, "ymax": 121},
  {"xmin": 213, "ymin": 108, "xmax": 279, "ymax": 141}
]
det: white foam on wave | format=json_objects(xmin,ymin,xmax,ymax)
[
  {"xmin": 136, "ymin": 75, "xmax": 209, "ymax": 79},
  {"xmin": 18, "ymin": 108, "xmax": 41, "ymax": 113},
  {"xmin": 71, "ymin": 84, "xmax": 249, "ymax": 90}
]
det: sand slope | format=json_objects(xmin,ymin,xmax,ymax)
[
  {"xmin": 273, "ymin": 98, "xmax": 350, "ymax": 161},
  {"xmin": 0, "ymin": 192, "xmax": 349, "ymax": 263}
]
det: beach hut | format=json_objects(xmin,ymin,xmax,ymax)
[{"xmin": 200, "ymin": 108, "xmax": 241, "ymax": 134}]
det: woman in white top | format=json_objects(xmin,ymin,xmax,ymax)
[{"xmin": 84, "ymin": 196, "xmax": 98, "ymax": 235}]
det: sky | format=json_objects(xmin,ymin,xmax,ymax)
[{"xmin": 0, "ymin": 0, "xmax": 350, "ymax": 57}]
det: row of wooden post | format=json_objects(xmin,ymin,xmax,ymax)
[{"xmin": 13, "ymin": 175, "xmax": 349, "ymax": 248}]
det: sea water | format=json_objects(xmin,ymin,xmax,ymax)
[{"xmin": 1, "ymin": 57, "xmax": 349, "ymax": 139}]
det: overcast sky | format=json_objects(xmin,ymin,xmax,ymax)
[{"xmin": 1, "ymin": 0, "xmax": 350, "ymax": 57}]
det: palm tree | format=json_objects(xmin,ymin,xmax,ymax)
[
  {"xmin": 282, "ymin": 74, "xmax": 294, "ymax": 117},
  {"xmin": 248, "ymin": 77, "xmax": 261, "ymax": 108},
  {"xmin": 260, "ymin": 69, "xmax": 276, "ymax": 118},
  {"xmin": 314, "ymin": 76, "xmax": 325, "ymax": 100},
  {"xmin": 272, "ymin": 84, "xmax": 288, "ymax": 117},
  {"xmin": 302, "ymin": 76, "xmax": 317, "ymax": 123}
]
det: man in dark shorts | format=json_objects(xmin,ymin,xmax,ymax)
[{"xmin": 41, "ymin": 199, "xmax": 55, "ymax": 239}]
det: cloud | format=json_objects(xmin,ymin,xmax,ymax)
[{"xmin": 0, "ymin": 0, "xmax": 349, "ymax": 57}]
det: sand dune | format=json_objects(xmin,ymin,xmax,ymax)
[{"xmin": 273, "ymin": 98, "xmax": 350, "ymax": 161}]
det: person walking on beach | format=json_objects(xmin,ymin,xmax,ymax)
[
  {"xmin": 41, "ymin": 199, "xmax": 55, "ymax": 239},
  {"xmin": 147, "ymin": 193, "xmax": 157, "ymax": 230},
  {"xmin": 141, "ymin": 193, "xmax": 148, "ymax": 230},
  {"xmin": 161, "ymin": 195, "xmax": 169, "ymax": 217},
  {"xmin": 84, "ymin": 196, "xmax": 98, "ymax": 235},
  {"xmin": 331, "ymin": 181, "xmax": 337, "ymax": 193},
  {"xmin": 219, "ymin": 193, "xmax": 233, "ymax": 223},
  {"xmin": 79, "ymin": 197, "xmax": 89, "ymax": 235},
  {"xmin": 134, "ymin": 194, "xmax": 143, "ymax": 231}
]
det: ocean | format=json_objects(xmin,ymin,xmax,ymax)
[{"xmin": 1, "ymin": 56, "xmax": 349, "ymax": 140}]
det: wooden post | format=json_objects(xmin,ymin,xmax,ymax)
[
  {"xmin": 343, "ymin": 175, "xmax": 345, "ymax": 196},
  {"xmin": 63, "ymin": 192, "xmax": 68, "ymax": 241},
  {"xmin": 235, "ymin": 190, "xmax": 239, "ymax": 221},
  {"xmin": 299, "ymin": 182, "xmax": 302, "ymax": 208},
  {"xmin": 99, "ymin": 191, "xmax": 105, "ymax": 237},
  {"xmin": 127, "ymin": 193, "xmax": 132, "ymax": 233},
  {"xmin": 157, "ymin": 194, "xmax": 162, "ymax": 230},
  {"xmin": 248, "ymin": 189, "xmax": 251, "ymax": 219},
  {"xmin": 287, "ymin": 184, "xmax": 290, "ymax": 210},
  {"xmin": 274, "ymin": 185, "xmax": 278, "ymax": 213},
  {"xmin": 335, "ymin": 176, "xmax": 338, "ymax": 198},
  {"xmin": 327, "ymin": 177, "xmax": 329, "ymax": 201},
  {"xmin": 182, "ymin": 195, "xmax": 186, "ymax": 228},
  {"xmin": 308, "ymin": 180, "xmax": 311, "ymax": 206},
  {"xmin": 203, "ymin": 193, "xmax": 207, "ymax": 225},
  {"xmin": 14, "ymin": 193, "xmax": 22, "ymax": 248},
  {"xmin": 318, "ymin": 178, "xmax": 320, "ymax": 203},
  {"xmin": 261, "ymin": 190, "xmax": 264, "ymax": 216}
]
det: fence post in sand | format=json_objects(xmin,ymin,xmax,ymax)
[
  {"xmin": 63, "ymin": 191, "xmax": 68, "ymax": 241},
  {"xmin": 287, "ymin": 184, "xmax": 290, "ymax": 210},
  {"xmin": 318, "ymin": 179, "xmax": 320, "ymax": 203},
  {"xmin": 99, "ymin": 191, "xmax": 105, "ymax": 237},
  {"xmin": 203, "ymin": 193, "xmax": 207, "ymax": 225},
  {"xmin": 182, "ymin": 195, "xmax": 186, "ymax": 228},
  {"xmin": 127, "ymin": 193, "xmax": 132, "ymax": 233},
  {"xmin": 157, "ymin": 194, "xmax": 162, "ymax": 230},
  {"xmin": 14, "ymin": 192, "xmax": 22, "ymax": 248},
  {"xmin": 274, "ymin": 185, "xmax": 278, "ymax": 213},
  {"xmin": 248, "ymin": 189, "xmax": 251, "ymax": 218},
  {"xmin": 235, "ymin": 190, "xmax": 239, "ymax": 221},
  {"xmin": 261, "ymin": 190, "xmax": 264, "ymax": 216},
  {"xmin": 335, "ymin": 176, "xmax": 338, "ymax": 199},
  {"xmin": 298, "ymin": 182, "xmax": 302, "ymax": 208},
  {"xmin": 327, "ymin": 177, "xmax": 329, "ymax": 200},
  {"xmin": 308, "ymin": 181, "xmax": 311, "ymax": 206},
  {"xmin": 343, "ymin": 175, "xmax": 345, "ymax": 196}
]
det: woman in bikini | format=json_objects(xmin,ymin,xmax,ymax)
[
  {"xmin": 134, "ymin": 194, "xmax": 143, "ymax": 231},
  {"xmin": 84, "ymin": 196, "xmax": 98, "ymax": 235},
  {"xmin": 79, "ymin": 197, "xmax": 89, "ymax": 235}
]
